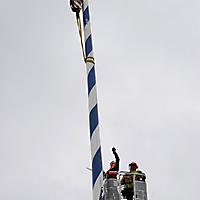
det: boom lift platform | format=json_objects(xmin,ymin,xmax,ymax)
[{"xmin": 102, "ymin": 171, "xmax": 148, "ymax": 200}]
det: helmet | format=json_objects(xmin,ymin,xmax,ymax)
[
  {"xmin": 70, "ymin": 0, "xmax": 83, "ymax": 13},
  {"xmin": 129, "ymin": 162, "xmax": 138, "ymax": 169}
]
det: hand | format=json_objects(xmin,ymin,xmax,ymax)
[{"xmin": 112, "ymin": 147, "xmax": 116, "ymax": 152}]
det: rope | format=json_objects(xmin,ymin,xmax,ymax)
[
  {"xmin": 76, "ymin": 12, "xmax": 95, "ymax": 64},
  {"xmin": 85, "ymin": 56, "xmax": 95, "ymax": 64}
]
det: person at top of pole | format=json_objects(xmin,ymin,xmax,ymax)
[
  {"xmin": 70, "ymin": 0, "xmax": 83, "ymax": 13},
  {"xmin": 106, "ymin": 147, "xmax": 120, "ymax": 179}
]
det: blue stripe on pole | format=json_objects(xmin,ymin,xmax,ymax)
[
  {"xmin": 83, "ymin": 6, "xmax": 90, "ymax": 27},
  {"xmin": 85, "ymin": 35, "xmax": 92, "ymax": 57},
  {"xmin": 87, "ymin": 67, "xmax": 96, "ymax": 94},
  {"xmin": 92, "ymin": 147, "xmax": 103, "ymax": 187},
  {"xmin": 89, "ymin": 104, "xmax": 99, "ymax": 137}
]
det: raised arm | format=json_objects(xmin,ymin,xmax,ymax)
[{"xmin": 112, "ymin": 147, "xmax": 120, "ymax": 171}]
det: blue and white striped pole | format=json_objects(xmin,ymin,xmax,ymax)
[{"xmin": 82, "ymin": 1, "xmax": 104, "ymax": 200}]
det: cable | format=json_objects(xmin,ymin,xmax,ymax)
[{"xmin": 76, "ymin": 12, "xmax": 95, "ymax": 64}]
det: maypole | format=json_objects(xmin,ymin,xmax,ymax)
[
  {"xmin": 82, "ymin": 1, "xmax": 103, "ymax": 200},
  {"xmin": 70, "ymin": 1, "xmax": 103, "ymax": 200},
  {"xmin": 70, "ymin": 2, "xmax": 149, "ymax": 200}
]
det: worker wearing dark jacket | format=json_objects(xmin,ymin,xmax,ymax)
[
  {"xmin": 121, "ymin": 162, "xmax": 146, "ymax": 200},
  {"xmin": 106, "ymin": 147, "xmax": 120, "ymax": 179}
]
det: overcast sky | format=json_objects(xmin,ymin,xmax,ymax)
[{"xmin": 1, "ymin": 0, "xmax": 200, "ymax": 200}]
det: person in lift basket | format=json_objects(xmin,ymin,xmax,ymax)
[
  {"xmin": 106, "ymin": 147, "xmax": 120, "ymax": 179},
  {"xmin": 121, "ymin": 162, "xmax": 146, "ymax": 200}
]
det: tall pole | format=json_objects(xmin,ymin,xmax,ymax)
[{"xmin": 82, "ymin": 1, "xmax": 103, "ymax": 200}]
